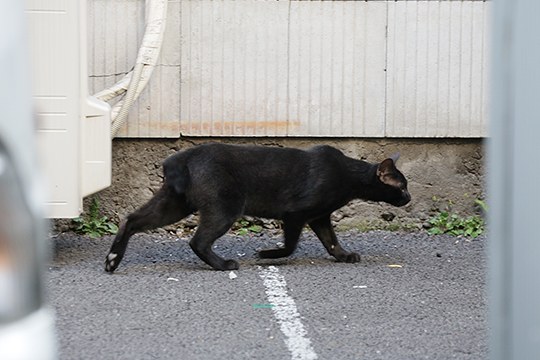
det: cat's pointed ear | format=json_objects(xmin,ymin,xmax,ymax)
[
  {"xmin": 389, "ymin": 152, "xmax": 400, "ymax": 163},
  {"xmin": 376, "ymin": 158, "xmax": 396, "ymax": 178},
  {"xmin": 377, "ymin": 153, "xmax": 400, "ymax": 178}
]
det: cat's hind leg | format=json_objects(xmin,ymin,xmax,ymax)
[
  {"xmin": 308, "ymin": 215, "xmax": 361, "ymax": 263},
  {"xmin": 258, "ymin": 217, "xmax": 304, "ymax": 259},
  {"xmin": 105, "ymin": 186, "xmax": 193, "ymax": 273}
]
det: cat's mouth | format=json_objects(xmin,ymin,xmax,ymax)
[{"xmin": 393, "ymin": 190, "xmax": 411, "ymax": 207}]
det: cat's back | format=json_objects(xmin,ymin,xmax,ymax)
[
  {"xmin": 307, "ymin": 144, "xmax": 345, "ymax": 158},
  {"xmin": 165, "ymin": 143, "xmax": 311, "ymax": 174},
  {"xmin": 186, "ymin": 143, "xmax": 308, "ymax": 164},
  {"xmin": 166, "ymin": 143, "xmax": 349, "ymax": 168}
]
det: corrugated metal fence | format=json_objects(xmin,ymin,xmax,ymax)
[{"xmin": 89, "ymin": 0, "xmax": 490, "ymax": 138}]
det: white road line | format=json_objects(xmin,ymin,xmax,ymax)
[{"xmin": 258, "ymin": 266, "xmax": 318, "ymax": 360}]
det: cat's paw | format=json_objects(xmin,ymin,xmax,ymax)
[
  {"xmin": 104, "ymin": 252, "xmax": 119, "ymax": 273},
  {"xmin": 221, "ymin": 259, "xmax": 240, "ymax": 271},
  {"xmin": 340, "ymin": 252, "xmax": 361, "ymax": 263}
]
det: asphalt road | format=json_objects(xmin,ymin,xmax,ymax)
[{"xmin": 47, "ymin": 230, "xmax": 487, "ymax": 360}]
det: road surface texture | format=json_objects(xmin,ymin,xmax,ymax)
[{"xmin": 47, "ymin": 230, "xmax": 487, "ymax": 360}]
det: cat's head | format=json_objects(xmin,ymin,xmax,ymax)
[{"xmin": 374, "ymin": 153, "xmax": 411, "ymax": 207}]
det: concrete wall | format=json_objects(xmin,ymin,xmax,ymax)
[{"xmin": 69, "ymin": 138, "xmax": 485, "ymax": 234}]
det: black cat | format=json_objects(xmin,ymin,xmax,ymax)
[{"xmin": 105, "ymin": 143, "xmax": 411, "ymax": 272}]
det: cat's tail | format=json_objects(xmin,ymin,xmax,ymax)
[{"xmin": 163, "ymin": 155, "xmax": 190, "ymax": 195}]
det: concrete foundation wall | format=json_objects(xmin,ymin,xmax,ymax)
[{"xmin": 71, "ymin": 138, "xmax": 485, "ymax": 233}]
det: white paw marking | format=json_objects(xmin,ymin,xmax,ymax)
[{"xmin": 107, "ymin": 253, "xmax": 118, "ymax": 261}]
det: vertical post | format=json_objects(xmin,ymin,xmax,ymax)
[{"xmin": 489, "ymin": 0, "xmax": 540, "ymax": 359}]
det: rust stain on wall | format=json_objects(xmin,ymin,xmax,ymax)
[{"xmin": 180, "ymin": 120, "xmax": 301, "ymax": 135}]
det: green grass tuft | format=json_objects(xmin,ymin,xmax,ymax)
[{"xmin": 73, "ymin": 198, "xmax": 118, "ymax": 238}]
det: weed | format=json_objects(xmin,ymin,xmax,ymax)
[
  {"xmin": 233, "ymin": 218, "xmax": 263, "ymax": 236},
  {"xmin": 474, "ymin": 199, "xmax": 488, "ymax": 213},
  {"xmin": 73, "ymin": 198, "xmax": 118, "ymax": 238},
  {"xmin": 427, "ymin": 196, "xmax": 486, "ymax": 238},
  {"xmin": 427, "ymin": 212, "xmax": 484, "ymax": 238}
]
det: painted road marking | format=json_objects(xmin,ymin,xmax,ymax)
[{"xmin": 258, "ymin": 266, "xmax": 318, "ymax": 360}]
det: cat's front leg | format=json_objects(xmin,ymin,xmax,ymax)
[{"xmin": 308, "ymin": 215, "xmax": 361, "ymax": 263}]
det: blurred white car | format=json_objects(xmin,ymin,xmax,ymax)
[
  {"xmin": 0, "ymin": 2, "xmax": 56, "ymax": 360},
  {"xmin": 0, "ymin": 140, "xmax": 56, "ymax": 360}
]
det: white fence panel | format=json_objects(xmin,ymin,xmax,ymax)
[
  {"xmin": 288, "ymin": 1, "xmax": 386, "ymax": 137},
  {"xmin": 88, "ymin": 0, "xmax": 490, "ymax": 138},
  {"xmin": 386, "ymin": 0, "xmax": 490, "ymax": 137},
  {"xmin": 180, "ymin": 0, "xmax": 289, "ymax": 136}
]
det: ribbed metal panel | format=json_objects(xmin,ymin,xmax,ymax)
[
  {"xmin": 179, "ymin": 0, "xmax": 386, "ymax": 137},
  {"xmin": 88, "ymin": 0, "xmax": 490, "ymax": 138},
  {"xmin": 288, "ymin": 1, "xmax": 387, "ymax": 137},
  {"xmin": 180, "ymin": 0, "xmax": 290, "ymax": 136},
  {"xmin": 386, "ymin": 0, "xmax": 490, "ymax": 137}
]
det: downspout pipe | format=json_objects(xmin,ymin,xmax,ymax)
[{"xmin": 93, "ymin": 0, "xmax": 168, "ymax": 138}]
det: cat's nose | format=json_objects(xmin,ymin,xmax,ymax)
[{"xmin": 396, "ymin": 190, "xmax": 411, "ymax": 207}]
